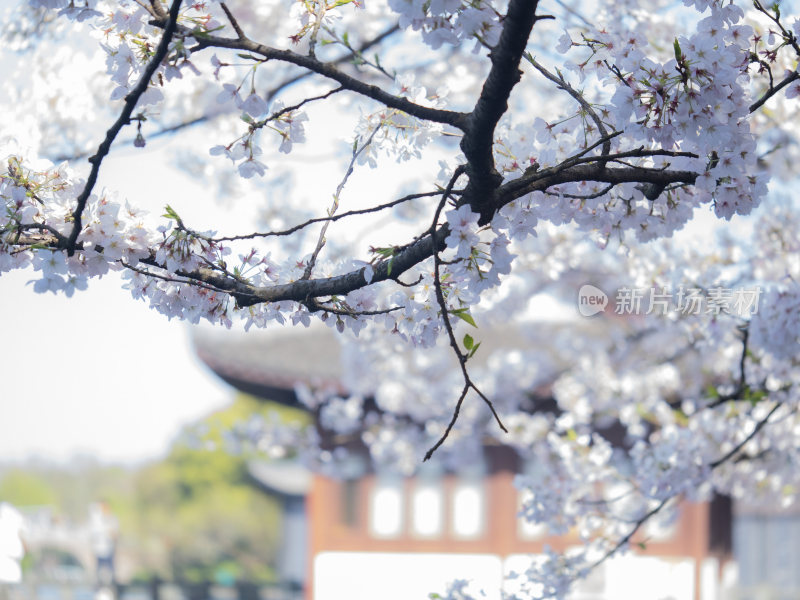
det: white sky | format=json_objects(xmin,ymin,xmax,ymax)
[
  {"xmin": 0, "ymin": 268, "xmax": 232, "ymax": 464},
  {"xmin": 0, "ymin": 141, "xmax": 235, "ymax": 465},
  {"xmin": 0, "ymin": 73, "xmax": 433, "ymax": 465}
]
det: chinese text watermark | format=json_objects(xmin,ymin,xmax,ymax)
[{"xmin": 578, "ymin": 284, "xmax": 761, "ymax": 317}]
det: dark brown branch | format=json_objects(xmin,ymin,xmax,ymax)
[
  {"xmin": 199, "ymin": 190, "xmax": 450, "ymax": 242},
  {"xmin": 460, "ymin": 0, "xmax": 542, "ymax": 224},
  {"xmin": 65, "ymin": 0, "xmax": 183, "ymax": 255},
  {"xmin": 493, "ymin": 163, "xmax": 698, "ymax": 216},
  {"xmin": 219, "ymin": 2, "xmax": 245, "ymax": 40},
  {"xmin": 543, "ymin": 183, "xmax": 614, "ymax": 201},
  {"xmin": 527, "ymin": 56, "xmax": 611, "ymax": 158},
  {"xmin": 589, "ymin": 401, "xmax": 781, "ymax": 575},
  {"xmin": 709, "ymin": 403, "xmax": 780, "ymax": 469},
  {"xmin": 301, "ymin": 124, "xmax": 381, "ymax": 280},
  {"xmin": 424, "ymin": 165, "xmax": 506, "ymax": 461},
  {"xmin": 256, "ymin": 86, "xmax": 343, "ymax": 130},
  {"xmin": 48, "ymin": 24, "xmax": 402, "ymax": 163},
  {"xmin": 177, "ymin": 26, "xmax": 468, "ymax": 129},
  {"xmin": 10, "ymin": 160, "xmax": 699, "ymax": 308},
  {"xmin": 590, "ymin": 497, "xmax": 671, "ymax": 571},
  {"xmin": 749, "ymin": 69, "xmax": 800, "ymax": 113},
  {"xmin": 148, "ymin": 0, "xmax": 166, "ymax": 19}
]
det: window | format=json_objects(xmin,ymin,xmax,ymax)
[
  {"xmin": 370, "ymin": 477, "xmax": 404, "ymax": 538},
  {"xmin": 412, "ymin": 482, "xmax": 444, "ymax": 537},
  {"xmin": 452, "ymin": 481, "xmax": 485, "ymax": 538}
]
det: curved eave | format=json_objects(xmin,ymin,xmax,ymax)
[{"xmin": 193, "ymin": 323, "xmax": 346, "ymax": 408}]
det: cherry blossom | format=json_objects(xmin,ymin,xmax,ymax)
[{"xmin": 3, "ymin": 0, "xmax": 800, "ymax": 596}]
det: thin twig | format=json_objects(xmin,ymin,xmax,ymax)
[
  {"xmin": 321, "ymin": 24, "xmax": 395, "ymax": 80},
  {"xmin": 587, "ymin": 399, "xmax": 782, "ymax": 579},
  {"xmin": 527, "ymin": 56, "xmax": 612, "ymax": 157},
  {"xmin": 589, "ymin": 497, "xmax": 671, "ymax": 571},
  {"xmin": 121, "ymin": 258, "xmax": 257, "ymax": 299},
  {"xmin": 425, "ymin": 388, "xmax": 469, "ymax": 461},
  {"xmin": 65, "ymin": 0, "xmax": 183, "ymax": 255},
  {"xmin": 219, "ymin": 2, "xmax": 246, "ymax": 40},
  {"xmin": 253, "ymin": 86, "xmax": 343, "ymax": 131},
  {"xmin": 301, "ymin": 125, "xmax": 382, "ymax": 280},
  {"xmin": 303, "ymin": 299, "xmax": 402, "ymax": 317},
  {"xmin": 205, "ymin": 189, "xmax": 452, "ymax": 242},
  {"xmin": 178, "ymin": 24, "xmax": 469, "ymax": 129},
  {"xmin": 424, "ymin": 165, "xmax": 507, "ymax": 461},
  {"xmin": 48, "ymin": 24, "xmax": 402, "ymax": 163},
  {"xmin": 552, "ymin": 0, "xmax": 591, "ymax": 27},
  {"xmin": 710, "ymin": 402, "xmax": 780, "ymax": 469},
  {"xmin": 543, "ymin": 183, "xmax": 614, "ymax": 201},
  {"xmin": 749, "ymin": 69, "xmax": 800, "ymax": 113}
]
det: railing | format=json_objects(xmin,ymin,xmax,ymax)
[
  {"xmin": 728, "ymin": 586, "xmax": 800, "ymax": 600},
  {"xmin": 0, "ymin": 580, "xmax": 304, "ymax": 600}
]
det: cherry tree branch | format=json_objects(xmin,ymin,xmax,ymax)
[
  {"xmin": 219, "ymin": 2, "xmax": 245, "ymax": 40},
  {"xmin": 588, "ymin": 401, "xmax": 782, "ymax": 575},
  {"xmin": 424, "ymin": 165, "xmax": 507, "ymax": 460},
  {"xmin": 253, "ymin": 85, "xmax": 344, "ymax": 131},
  {"xmin": 301, "ymin": 124, "xmax": 382, "ymax": 280},
  {"xmin": 173, "ymin": 25, "xmax": 468, "ymax": 129},
  {"xmin": 48, "ymin": 23, "xmax": 402, "ymax": 163},
  {"xmin": 65, "ymin": 0, "xmax": 183, "ymax": 255},
  {"xmin": 190, "ymin": 189, "xmax": 453, "ymax": 242},
  {"xmin": 749, "ymin": 69, "xmax": 800, "ymax": 113},
  {"xmin": 709, "ymin": 402, "xmax": 781, "ymax": 469},
  {"xmin": 526, "ymin": 55, "xmax": 612, "ymax": 158},
  {"xmin": 458, "ymin": 0, "xmax": 546, "ymax": 224},
  {"xmin": 12, "ymin": 159, "xmax": 699, "ymax": 308}
]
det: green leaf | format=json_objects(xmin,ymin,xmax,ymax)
[
  {"xmin": 450, "ymin": 308, "xmax": 477, "ymax": 328},
  {"xmin": 468, "ymin": 342, "xmax": 481, "ymax": 360},
  {"xmin": 342, "ymin": 31, "xmax": 349, "ymax": 46},
  {"xmin": 673, "ymin": 409, "xmax": 689, "ymax": 427},
  {"xmin": 743, "ymin": 387, "xmax": 768, "ymax": 406},
  {"xmin": 463, "ymin": 334, "xmax": 474, "ymax": 351},
  {"xmin": 637, "ymin": 542, "xmax": 647, "ymax": 551},
  {"xmin": 162, "ymin": 204, "xmax": 180, "ymax": 221},
  {"xmin": 673, "ymin": 38, "xmax": 682, "ymax": 63}
]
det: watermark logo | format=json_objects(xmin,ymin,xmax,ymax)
[
  {"xmin": 576, "ymin": 284, "xmax": 762, "ymax": 318},
  {"xmin": 578, "ymin": 284, "xmax": 609, "ymax": 317}
]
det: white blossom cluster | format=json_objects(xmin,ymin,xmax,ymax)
[
  {"xmin": 5, "ymin": 0, "xmax": 800, "ymax": 597},
  {"xmin": 387, "ymin": 0, "xmax": 501, "ymax": 51}
]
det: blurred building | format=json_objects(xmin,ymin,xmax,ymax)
[{"xmin": 195, "ymin": 324, "xmax": 738, "ymax": 600}]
